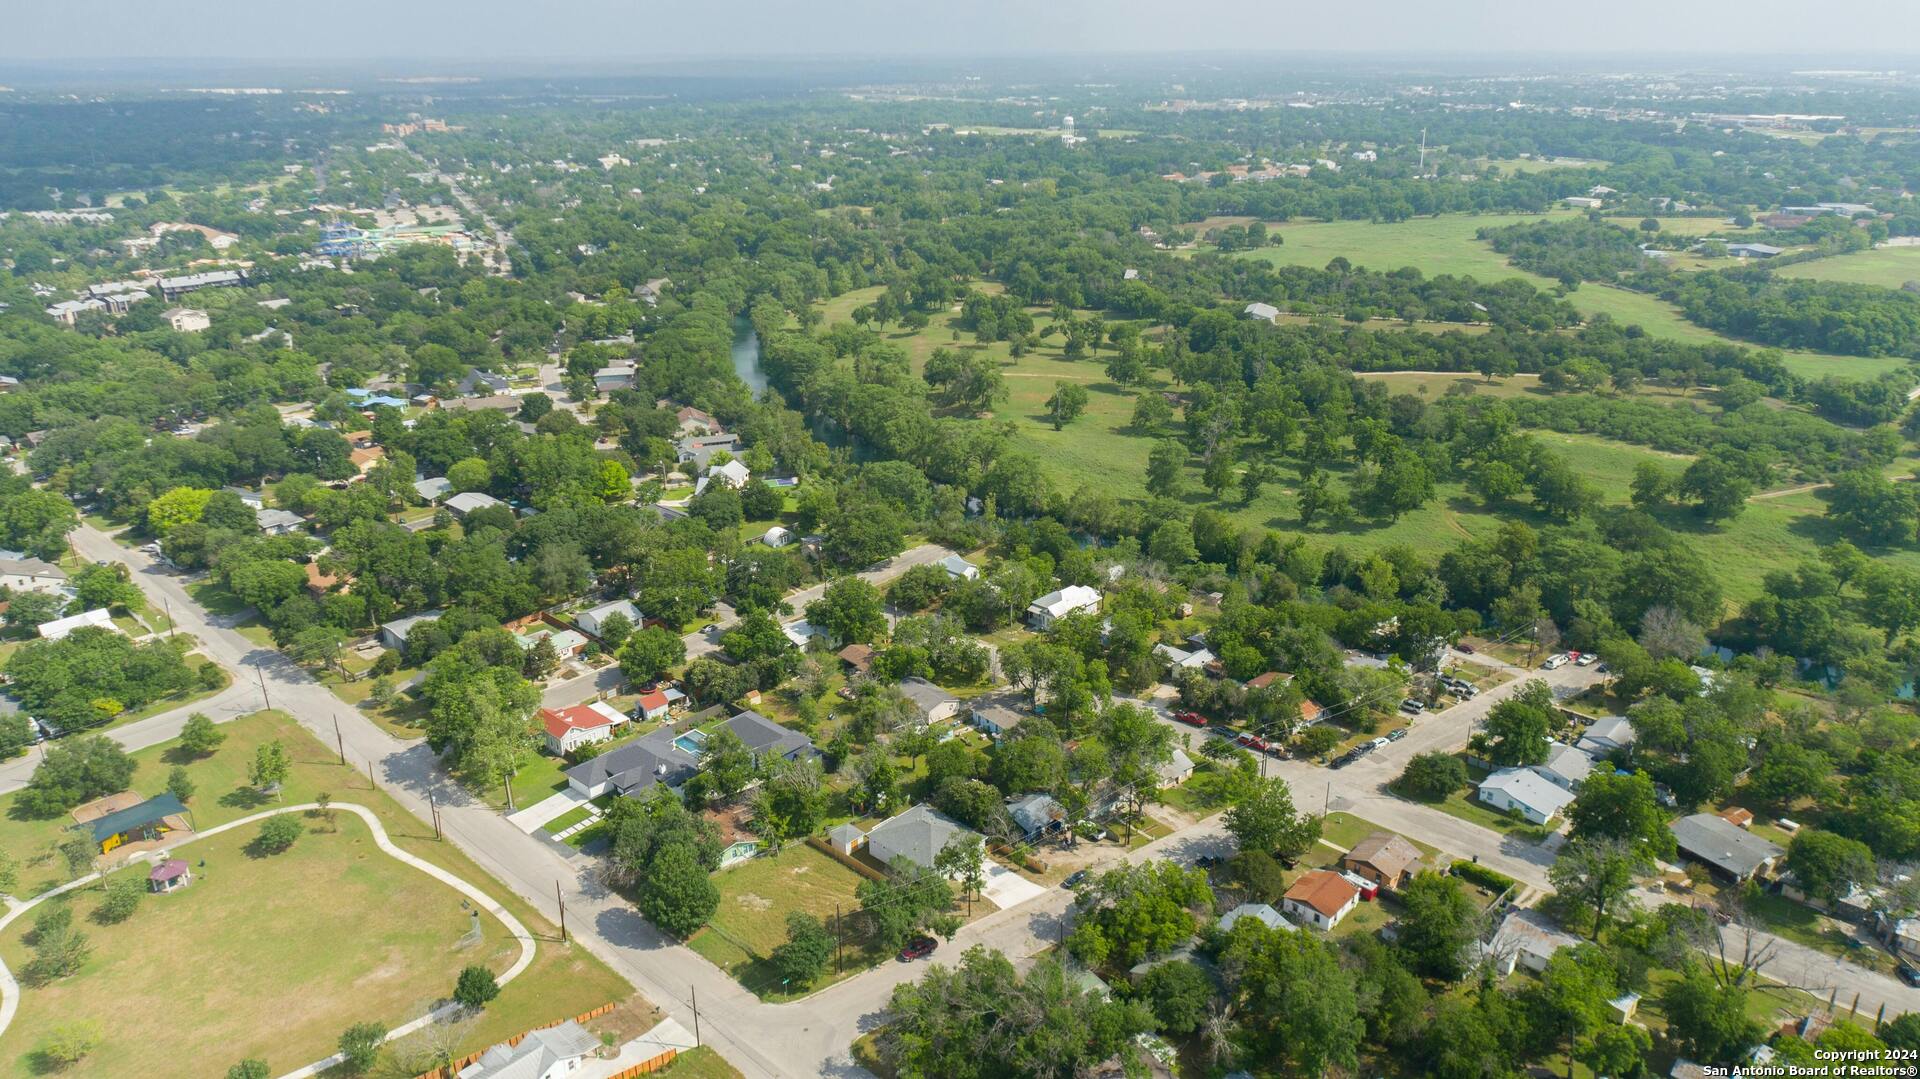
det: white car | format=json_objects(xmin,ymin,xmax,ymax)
[
  {"xmin": 1542, "ymin": 653, "xmax": 1569, "ymax": 670},
  {"xmin": 1574, "ymin": 653, "xmax": 1598, "ymax": 667}
]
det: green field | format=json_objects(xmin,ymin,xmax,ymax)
[
  {"xmin": 1776, "ymin": 244, "xmax": 1920, "ymax": 290},
  {"xmin": 0, "ymin": 710, "xmax": 638, "ymax": 1076},
  {"xmin": 1, "ymin": 814, "xmax": 517, "ymax": 1077},
  {"xmin": 1218, "ymin": 213, "xmax": 1909, "ymax": 379},
  {"xmin": 688, "ymin": 843, "xmax": 874, "ymax": 1000}
]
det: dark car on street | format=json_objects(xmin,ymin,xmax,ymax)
[{"xmin": 900, "ymin": 936, "xmax": 937, "ymax": 961}]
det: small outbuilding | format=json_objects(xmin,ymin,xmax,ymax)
[{"xmin": 148, "ymin": 859, "xmax": 193, "ymax": 893}]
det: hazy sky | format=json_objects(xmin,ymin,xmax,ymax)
[{"xmin": 10, "ymin": 0, "xmax": 1920, "ymax": 61}]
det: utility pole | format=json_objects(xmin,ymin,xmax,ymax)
[
  {"xmin": 429, "ymin": 790, "xmax": 442, "ymax": 840},
  {"xmin": 257, "ymin": 667, "xmax": 271, "ymax": 711},
  {"xmin": 333, "ymin": 715, "xmax": 345, "ymax": 764},
  {"xmin": 163, "ymin": 596, "xmax": 175, "ymax": 639},
  {"xmin": 366, "ymin": 759, "xmax": 376, "ymax": 790},
  {"xmin": 690, "ymin": 985, "xmax": 701, "ymax": 1047},
  {"xmin": 556, "ymin": 881, "xmax": 568, "ymax": 942}
]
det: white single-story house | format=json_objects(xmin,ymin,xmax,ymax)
[
  {"xmin": 898, "ymin": 677, "xmax": 961, "ymax": 724},
  {"xmin": 378, "ymin": 609, "xmax": 445, "ymax": 652},
  {"xmin": 708, "ymin": 459, "xmax": 751, "ymax": 489},
  {"xmin": 635, "ymin": 688, "xmax": 672, "ymax": 721},
  {"xmin": 1242, "ymin": 301, "xmax": 1280, "ymax": 322},
  {"xmin": 1158, "ymin": 747, "xmax": 1195, "ymax": 788},
  {"xmin": 539, "ymin": 701, "xmax": 626, "ymax": 755},
  {"xmin": 575, "ymin": 598, "xmax": 643, "ymax": 638},
  {"xmin": 39, "ymin": 608, "xmax": 117, "ymax": 641},
  {"xmin": 221, "ymin": 486, "xmax": 266, "ymax": 509},
  {"xmin": 1483, "ymin": 908, "xmax": 1581, "ymax": 975},
  {"xmin": 457, "ymin": 1018, "xmax": 598, "ymax": 1079},
  {"xmin": 1532, "ymin": 741, "xmax": 1594, "ymax": 790},
  {"xmin": 939, "ymin": 554, "xmax": 980, "ymax": 581},
  {"xmin": 1478, "ymin": 767, "xmax": 1577, "ymax": 825},
  {"xmin": 1027, "ymin": 584, "xmax": 1101, "ymax": 630},
  {"xmin": 780, "ymin": 619, "xmax": 827, "ymax": 649},
  {"xmin": 0, "ymin": 556, "xmax": 67, "ymax": 594},
  {"xmin": 445, "ymin": 491, "xmax": 504, "ymax": 518},
  {"xmin": 1283, "ymin": 869, "xmax": 1360, "ymax": 930},
  {"xmin": 1154, "ymin": 643, "xmax": 1215, "ymax": 673},
  {"xmin": 758, "ymin": 525, "xmax": 793, "ymax": 548},
  {"xmin": 970, "ymin": 693, "xmax": 1030, "ymax": 739}
]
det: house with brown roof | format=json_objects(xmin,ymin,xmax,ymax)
[
  {"xmin": 1283, "ymin": 869, "xmax": 1361, "ymax": 930},
  {"xmin": 1341, "ymin": 831, "xmax": 1423, "ymax": 890},
  {"xmin": 838, "ymin": 643, "xmax": 874, "ymax": 675},
  {"xmin": 349, "ymin": 445, "xmax": 386, "ymax": 476},
  {"xmin": 304, "ymin": 562, "xmax": 345, "ymax": 598}
]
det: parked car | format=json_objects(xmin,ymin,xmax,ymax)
[
  {"xmin": 900, "ymin": 936, "xmax": 937, "ymax": 961},
  {"xmin": 1574, "ymin": 652, "xmax": 1598, "ymax": 667},
  {"xmin": 1172, "ymin": 711, "xmax": 1207, "ymax": 727},
  {"xmin": 1455, "ymin": 643, "xmax": 1475, "ymax": 654},
  {"xmin": 1399, "ymin": 698, "xmax": 1426, "ymax": 715},
  {"xmin": 1542, "ymin": 653, "xmax": 1570, "ymax": 670},
  {"xmin": 1235, "ymin": 732, "xmax": 1273, "ymax": 753},
  {"xmin": 1388, "ymin": 727, "xmax": 1410, "ymax": 741},
  {"xmin": 1368, "ymin": 737, "xmax": 1390, "ymax": 750},
  {"xmin": 1194, "ymin": 854, "xmax": 1222, "ymax": 869},
  {"xmin": 1062, "ymin": 870, "xmax": 1089, "ymax": 890},
  {"xmin": 1900, "ymin": 963, "xmax": 1920, "ymax": 988},
  {"xmin": 1330, "ymin": 752, "xmax": 1358, "ymax": 769}
]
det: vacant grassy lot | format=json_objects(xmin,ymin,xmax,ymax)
[
  {"xmin": 1776, "ymin": 244, "xmax": 1920, "ymax": 290},
  {"xmin": 688, "ymin": 843, "xmax": 873, "ymax": 999},
  {"xmin": 0, "ymin": 710, "xmax": 639, "ymax": 1074},
  {"xmin": 0, "ymin": 814, "xmax": 516, "ymax": 1077}
]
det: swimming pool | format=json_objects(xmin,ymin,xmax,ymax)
[{"xmin": 672, "ymin": 728, "xmax": 710, "ymax": 756}]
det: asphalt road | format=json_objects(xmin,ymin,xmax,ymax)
[{"xmin": 22, "ymin": 527, "xmax": 1920, "ymax": 1072}]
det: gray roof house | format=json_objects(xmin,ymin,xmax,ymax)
[
  {"xmin": 827, "ymin": 822, "xmax": 867, "ymax": 855},
  {"xmin": 865, "ymin": 804, "xmax": 980, "ymax": 873},
  {"xmin": 898, "ymin": 677, "xmax": 960, "ymax": 723},
  {"xmin": 970, "ymin": 693, "xmax": 1031, "ymax": 738},
  {"xmin": 413, "ymin": 476, "xmax": 453, "ymax": 503},
  {"xmin": 1576, "ymin": 716, "xmax": 1636, "ymax": 757},
  {"xmin": 456, "ymin": 367, "xmax": 511, "ymax": 396},
  {"xmin": 445, "ymin": 491, "xmax": 504, "ymax": 518},
  {"xmin": 1007, "ymin": 793, "xmax": 1065, "ymax": 838},
  {"xmin": 1219, "ymin": 902, "xmax": 1293, "ymax": 932},
  {"xmin": 456, "ymin": 1019, "xmax": 598, "ymax": 1079},
  {"xmin": 255, "ymin": 508, "xmax": 304, "ymax": 535},
  {"xmin": 1243, "ymin": 301, "xmax": 1281, "ymax": 322},
  {"xmin": 1670, "ymin": 813, "xmax": 1785, "ymax": 881},
  {"xmin": 378, "ymin": 609, "xmax": 445, "ymax": 652},
  {"xmin": 566, "ymin": 706, "xmax": 813, "ymax": 800},
  {"xmin": 939, "ymin": 554, "xmax": 980, "ymax": 581},
  {"xmin": 1532, "ymin": 741, "xmax": 1594, "ymax": 790}
]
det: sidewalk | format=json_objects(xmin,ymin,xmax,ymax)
[
  {"xmin": 589, "ymin": 1017, "xmax": 697, "ymax": 1077},
  {"xmin": 508, "ymin": 788, "xmax": 593, "ymax": 833}
]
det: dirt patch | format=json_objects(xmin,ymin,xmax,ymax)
[{"xmin": 734, "ymin": 892, "xmax": 773, "ymax": 911}]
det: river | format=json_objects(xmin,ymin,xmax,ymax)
[{"xmin": 730, "ymin": 316, "xmax": 767, "ymax": 396}]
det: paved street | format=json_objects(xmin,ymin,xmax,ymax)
[{"xmin": 18, "ymin": 526, "xmax": 1919, "ymax": 1076}]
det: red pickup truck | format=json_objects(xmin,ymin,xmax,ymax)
[{"xmin": 1172, "ymin": 711, "xmax": 1207, "ymax": 727}]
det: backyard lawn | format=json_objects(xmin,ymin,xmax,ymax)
[
  {"xmin": 0, "ymin": 710, "xmax": 642, "ymax": 1074},
  {"xmin": 688, "ymin": 843, "xmax": 875, "ymax": 1000}
]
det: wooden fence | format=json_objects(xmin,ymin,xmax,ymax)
[
  {"xmin": 411, "ymin": 1002, "xmax": 621, "ymax": 1079},
  {"xmin": 607, "ymin": 1048, "xmax": 679, "ymax": 1077},
  {"xmin": 806, "ymin": 835, "xmax": 891, "ymax": 882}
]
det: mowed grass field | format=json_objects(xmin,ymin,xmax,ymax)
[
  {"xmin": 0, "ymin": 711, "xmax": 639, "ymax": 1074},
  {"xmin": 1776, "ymin": 244, "xmax": 1920, "ymax": 290},
  {"xmin": 813, "ymin": 290, "xmax": 1920, "ymax": 606},
  {"xmin": 688, "ymin": 843, "xmax": 872, "ymax": 999},
  {"xmin": 1213, "ymin": 213, "xmax": 1909, "ymax": 379},
  {"xmin": 0, "ymin": 814, "xmax": 515, "ymax": 1077}
]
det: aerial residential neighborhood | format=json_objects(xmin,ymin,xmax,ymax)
[{"xmin": 2, "ymin": 14, "xmax": 1920, "ymax": 1079}]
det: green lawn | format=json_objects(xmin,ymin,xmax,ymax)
[
  {"xmin": 687, "ymin": 843, "xmax": 875, "ymax": 1000},
  {"xmin": 1401, "ymin": 763, "xmax": 1559, "ymax": 845},
  {"xmin": 1, "ymin": 814, "xmax": 518, "ymax": 1078},
  {"xmin": 541, "ymin": 805, "xmax": 595, "ymax": 834},
  {"xmin": 0, "ymin": 710, "xmax": 640, "ymax": 1076},
  {"xmin": 1743, "ymin": 891, "xmax": 1896, "ymax": 975},
  {"xmin": 1776, "ymin": 244, "xmax": 1920, "ymax": 291},
  {"xmin": 1317, "ymin": 812, "xmax": 1443, "ymax": 860},
  {"xmin": 654, "ymin": 1046, "xmax": 745, "ymax": 1079},
  {"xmin": 186, "ymin": 579, "xmax": 250, "ymax": 617}
]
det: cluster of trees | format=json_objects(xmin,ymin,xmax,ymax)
[
  {"xmin": 6, "ymin": 629, "xmax": 202, "ymax": 735},
  {"xmin": 1479, "ymin": 218, "xmax": 1657, "ymax": 286},
  {"xmin": 1665, "ymin": 271, "xmax": 1920, "ymax": 357}
]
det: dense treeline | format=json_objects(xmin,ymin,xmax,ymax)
[{"xmin": 1662, "ymin": 271, "xmax": 1920, "ymax": 357}]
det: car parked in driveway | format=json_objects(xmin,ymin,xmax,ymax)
[
  {"xmin": 1398, "ymin": 698, "xmax": 1425, "ymax": 715},
  {"xmin": 1062, "ymin": 870, "xmax": 1089, "ymax": 889},
  {"xmin": 900, "ymin": 936, "xmax": 937, "ymax": 961}
]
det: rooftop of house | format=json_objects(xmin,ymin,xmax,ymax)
[
  {"xmin": 1344, "ymin": 831, "xmax": 1422, "ymax": 880},
  {"xmin": 1284, "ymin": 869, "xmax": 1359, "ymax": 918},
  {"xmin": 866, "ymin": 803, "xmax": 979, "ymax": 871},
  {"xmin": 1670, "ymin": 813, "xmax": 1784, "ymax": 878}
]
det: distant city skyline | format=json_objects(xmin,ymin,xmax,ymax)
[{"xmin": 8, "ymin": 0, "xmax": 1920, "ymax": 62}]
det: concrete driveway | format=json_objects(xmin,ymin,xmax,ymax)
[{"xmin": 980, "ymin": 862, "xmax": 1047, "ymax": 910}]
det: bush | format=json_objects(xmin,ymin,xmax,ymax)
[
  {"xmin": 253, "ymin": 814, "xmax": 304, "ymax": 855},
  {"xmin": 34, "ymin": 1019, "xmax": 103, "ymax": 1070},
  {"xmin": 453, "ymin": 963, "xmax": 500, "ymax": 1008},
  {"xmin": 1293, "ymin": 726, "xmax": 1344, "ymax": 758},
  {"xmin": 1450, "ymin": 859, "xmax": 1517, "ymax": 893}
]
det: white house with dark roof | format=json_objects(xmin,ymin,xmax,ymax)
[
  {"xmin": 1478, "ymin": 767, "xmax": 1577, "ymax": 825},
  {"xmin": 898, "ymin": 677, "xmax": 960, "ymax": 724}
]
